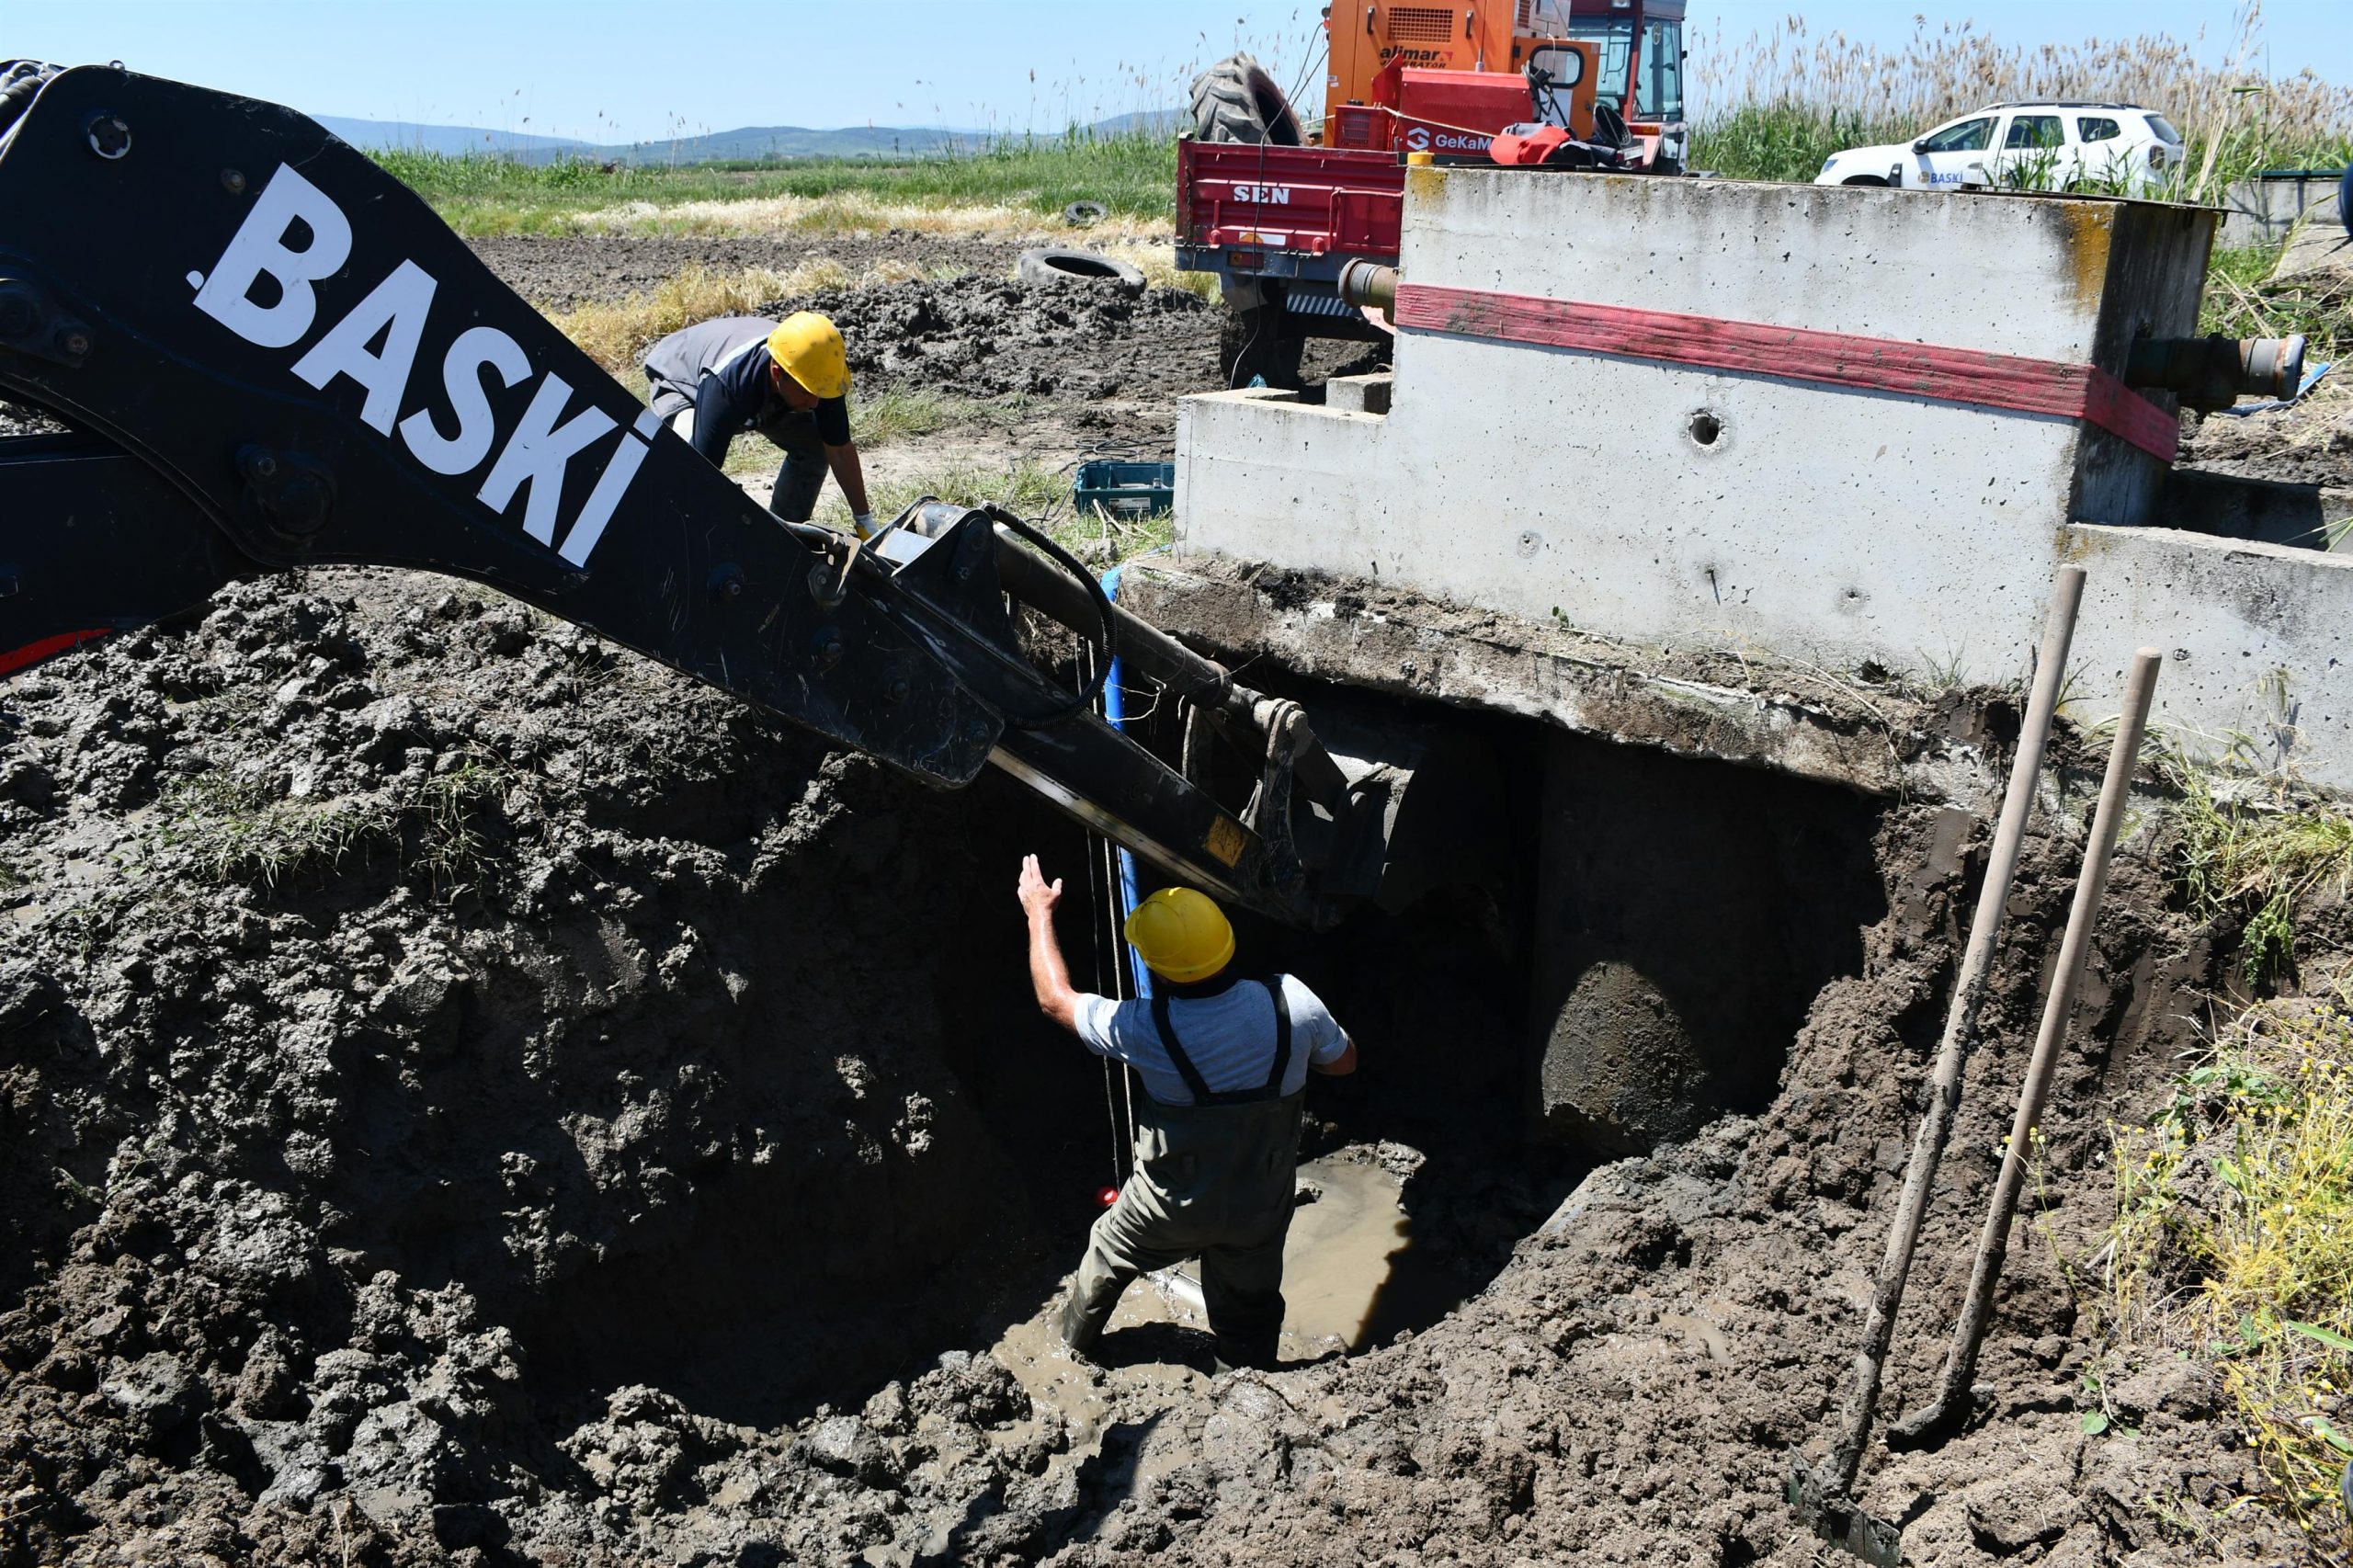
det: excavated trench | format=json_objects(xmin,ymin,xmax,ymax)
[
  {"xmin": 480, "ymin": 669, "xmax": 1898, "ymax": 1428},
  {"xmin": 6, "ymin": 223, "xmax": 2332, "ymax": 1562},
  {"xmin": 0, "ymin": 562, "xmax": 2222, "ymax": 1566}
]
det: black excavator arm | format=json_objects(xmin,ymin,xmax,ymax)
[{"xmin": 0, "ymin": 62, "xmax": 1390, "ymax": 927}]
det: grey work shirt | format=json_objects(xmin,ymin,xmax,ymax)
[
  {"xmin": 642, "ymin": 315, "xmax": 769, "ymax": 419},
  {"xmin": 1074, "ymin": 974, "xmax": 1349, "ymax": 1107},
  {"xmin": 641, "ymin": 315, "xmax": 850, "ymax": 454}
]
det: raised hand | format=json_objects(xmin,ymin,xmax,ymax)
[{"xmin": 1017, "ymin": 854, "xmax": 1063, "ymax": 921}]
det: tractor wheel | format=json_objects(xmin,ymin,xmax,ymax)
[
  {"xmin": 1189, "ymin": 53, "xmax": 1303, "ymax": 146},
  {"xmin": 1219, "ymin": 302, "xmax": 1305, "ymax": 391}
]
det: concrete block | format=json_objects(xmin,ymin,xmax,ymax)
[
  {"xmin": 1176, "ymin": 171, "xmax": 2353, "ymax": 791},
  {"xmin": 2218, "ymin": 172, "xmax": 2347, "ymax": 249},
  {"xmin": 2063, "ymin": 523, "xmax": 2353, "ymax": 780},
  {"xmin": 1324, "ymin": 373, "xmax": 1393, "ymax": 415}
]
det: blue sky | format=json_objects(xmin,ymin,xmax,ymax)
[{"xmin": 14, "ymin": 1, "xmax": 2345, "ymax": 142}]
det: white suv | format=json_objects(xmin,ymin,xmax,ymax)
[{"xmin": 1813, "ymin": 103, "xmax": 2184, "ymax": 196}]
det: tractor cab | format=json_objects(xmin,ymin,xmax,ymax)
[
  {"xmin": 1548, "ymin": 0, "xmax": 1688, "ymax": 170},
  {"xmin": 1321, "ymin": 0, "xmax": 1688, "ymax": 173}
]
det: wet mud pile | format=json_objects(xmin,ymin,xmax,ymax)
[
  {"xmin": 471, "ymin": 233, "xmax": 1025, "ymax": 313},
  {"xmin": 780, "ymin": 274, "xmax": 1222, "ymax": 404},
  {"xmin": 1046, "ymin": 811, "xmax": 2301, "ymax": 1567},
  {"xmin": 0, "ymin": 559, "xmax": 2296, "ymax": 1568},
  {"xmin": 0, "ymin": 568, "xmax": 1122, "ymax": 1564}
]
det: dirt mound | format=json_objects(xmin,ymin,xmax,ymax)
[
  {"xmin": 2179, "ymin": 386, "xmax": 2353, "ymax": 492},
  {"xmin": 2, "ymin": 559, "xmax": 2282, "ymax": 1567},
  {"xmin": 771, "ymin": 272, "xmax": 1224, "ymax": 403},
  {"xmin": 463, "ymin": 230, "xmax": 1232, "ymax": 403},
  {"xmin": 0, "ymin": 568, "xmax": 1109, "ymax": 1563},
  {"xmin": 0, "ymin": 399, "xmax": 67, "ymax": 437},
  {"xmin": 1040, "ymin": 815, "xmax": 2284, "ymax": 1566},
  {"xmin": 470, "ymin": 232, "xmax": 1024, "ymax": 311}
]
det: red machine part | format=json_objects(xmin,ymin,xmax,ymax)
[
  {"xmin": 1489, "ymin": 125, "xmax": 1572, "ymax": 165},
  {"xmin": 1176, "ymin": 139, "xmax": 1406, "ymax": 259},
  {"xmin": 1390, "ymin": 69, "xmax": 1532, "ymax": 159}
]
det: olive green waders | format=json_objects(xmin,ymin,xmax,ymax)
[{"xmin": 1062, "ymin": 978, "xmax": 1303, "ymax": 1370}]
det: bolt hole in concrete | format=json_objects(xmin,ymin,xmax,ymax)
[{"xmin": 1687, "ymin": 408, "xmax": 1725, "ymax": 448}]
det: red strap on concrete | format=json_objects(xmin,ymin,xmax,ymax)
[
  {"xmin": 0, "ymin": 628, "xmax": 109, "ymax": 677},
  {"xmin": 1391, "ymin": 281, "xmax": 2178, "ymax": 462}
]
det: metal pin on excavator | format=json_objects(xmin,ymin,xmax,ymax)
[{"xmin": 0, "ymin": 60, "xmax": 1463, "ymax": 931}]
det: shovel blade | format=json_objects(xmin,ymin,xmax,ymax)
[{"xmin": 1787, "ymin": 1458, "xmax": 1904, "ymax": 1568}]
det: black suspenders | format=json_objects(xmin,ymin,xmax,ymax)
[{"xmin": 1148, "ymin": 975, "xmax": 1294, "ymax": 1106}]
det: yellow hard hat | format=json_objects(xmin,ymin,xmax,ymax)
[
  {"xmin": 1123, "ymin": 887, "xmax": 1234, "ymax": 983},
  {"xmin": 767, "ymin": 312, "xmax": 850, "ymax": 400}
]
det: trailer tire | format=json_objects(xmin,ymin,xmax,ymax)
[
  {"xmin": 1015, "ymin": 247, "xmax": 1146, "ymax": 290},
  {"xmin": 1219, "ymin": 303, "xmax": 1305, "ymax": 391},
  {"xmin": 1189, "ymin": 53, "xmax": 1303, "ymax": 146}
]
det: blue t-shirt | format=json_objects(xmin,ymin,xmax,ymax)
[{"xmin": 1074, "ymin": 974, "xmax": 1349, "ymax": 1107}]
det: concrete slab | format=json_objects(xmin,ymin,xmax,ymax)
[
  {"xmin": 2278, "ymin": 218, "xmax": 2353, "ymax": 288},
  {"xmin": 1175, "ymin": 171, "xmax": 2353, "ymax": 792},
  {"xmin": 1120, "ymin": 556, "xmax": 1984, "ymax": 803}
]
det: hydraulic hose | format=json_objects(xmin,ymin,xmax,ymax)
[{"xmin": 982, "ymin": 504, "xmax": 1117, "ymax": 731}]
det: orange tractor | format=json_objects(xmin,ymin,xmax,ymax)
[{"xmin": 1181, "ymin": 0, "xmax": 1688, "ymax": 384}]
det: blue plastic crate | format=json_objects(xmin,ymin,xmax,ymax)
[{"xmin": 1072, "ymin": 459, "xmax": 1175, "ymax": 518}]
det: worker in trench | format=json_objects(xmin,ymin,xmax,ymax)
[
  {"xmin": 1016, "ymin": 855, "xmax": 1358, "ymax": 1370},
  {"xmin": 641, "ymin": 311, "xmax": 877, "ymax": 537}
]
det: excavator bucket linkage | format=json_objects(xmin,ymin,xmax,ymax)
[{"xmin": 0, "ymin": 62, "xmax": 1386, "ymax": 927}]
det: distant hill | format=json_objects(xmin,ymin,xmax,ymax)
[
  {"xmin": 313, "ymin": 116, "xmax": 591, "ymax": 159},
  {"xmin": 596, "ymin": 125, "xmax": 983, "ymax": 164},
  {"xmin": 313, "ymin": 109, "xmax": 1182, "ymax": 165},
  {"xmin": 1088, "ymin": 108, "xmax": 1188, "ymax": 137}
]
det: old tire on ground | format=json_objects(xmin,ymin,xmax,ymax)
[
  {"xmin": 1063, "ymin": 199, "xmax": 1107, "ymax": 226},
  {"xmin": 1219, "ymin": 303, "xmax": 1306, "ymax": 391},
  {"xmin": 1189, "ymin": 52, "xmax": 1304, "ymax": 146},
  {"xmin": 1016, "ymin": 247, "xmax": 1146, "ymax": 290}
]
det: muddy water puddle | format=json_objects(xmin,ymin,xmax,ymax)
[{"xmin": 994, "ymin": 1150, "xmax": 1466, "ymax": 1449}]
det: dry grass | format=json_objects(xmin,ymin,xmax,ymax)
[
  {"xmin": 553, "ymin": 189, "xmax": 1174, "ymax": 244},
  {"xmin": 550, "ymin": 259, "xmax": 878, "ymax": 372},
  {"xmin": 1098, "ymin": 239, "xmax": 1220, "ymax": 301},
  {"xmin": 2175, "ymin": 765, "xmax": 2353, "ymax": 989},
  {"xmin": 2109, "ymin": 989, "xmax": 2353, "ymax": 1551}
]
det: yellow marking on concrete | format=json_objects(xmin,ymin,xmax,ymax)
[{"xmin": 2057, "ymin": 200, "xmax": 2120, "ymax": 312}]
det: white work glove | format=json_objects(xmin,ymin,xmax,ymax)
[{"xmin": 852, "ymin": 512, "xmax": 877, "ymax": 540}]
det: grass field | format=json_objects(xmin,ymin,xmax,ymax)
[
  {"xmin": 381, "ymin": 13, "xmax": 2347, "ymax": 239},
  {"xmin": 379, "ymin": 131, "xmax": 1177, "ymax": 238},
  {"xmin": 1688, "ymin": 10, "xmax": 2352, "ymax": 193}
]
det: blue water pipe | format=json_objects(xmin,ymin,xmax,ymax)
[{"xmin": 1098, "ymin": 562, "xmax": 1152, "ymax": 1001}]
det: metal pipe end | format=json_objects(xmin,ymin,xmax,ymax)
[
  {"xmin": 2241, "ymin": 334, "xmax": 2306, "ymax": 401},
  {"xmin": 1337, "ymin": 259, "xmax": 1398, "ymax": 313}
]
